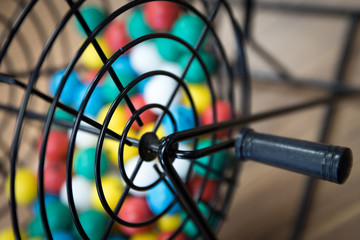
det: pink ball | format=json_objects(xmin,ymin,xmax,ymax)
[
  {"xmin": 43, "ymin": 162, "xmax": 66, "ymax": 195},
  {"xmin": 125, "ymin": 94, "xmax": 157, "ymax": 131},
  {"xmin": 118, "ymin": 197, "xmax": 154, "ymax": 235},
  {"xmin": 104, "ymin": 20, "xmax": 131, "ymax": 53},
  {"xmin": 201, "ymin": 100, "xmax": 232, "ymax": 137},
  {"xmin": 144, "ymin": 2, "xmax": 181, "ymax": 31}
]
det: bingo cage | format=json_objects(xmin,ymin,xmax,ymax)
[{"xmin": 0, "ymin": 0, "xmax": 359, "ymax": 239}]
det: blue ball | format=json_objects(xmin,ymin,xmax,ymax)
[
  {"xmin": 49, "ymin": 70, "xmax": 82, "ymax": 106},
  {"xmin": 101, "ymin": 56, "xmax": 138, "ymax": 103},
  {"xmin": 162, "ymin": 105, "xmax": 195, "ymax": 134},
  {"xmin": 73, "ymin": 83, "xmax": 105, "ymax": 117},
  {"xmin": 52, "ymin": 231, "xmax": 75, "ymax": 240},
  {"xmin": 135, "ymin": 77, "xmax": 150, "ymax": 94},
  {"xmin": 33, "ymin": 194, "xmax": 58, "ymax": 216},
  {"xmin": 146, "ymin": 181, "xmax": 181, "ymax": 215}
]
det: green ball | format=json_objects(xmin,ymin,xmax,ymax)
[
  {"xmin": 127, "ymin": 9, "xmax": 153, "ymax": 40},
  {"xmin": 102, "ymin": 72, "xmax": 137, "ymax": 103},
  {"xmin": 154, "ymin": 38, "xmax": 184, "ymax": 62},
  {"xmin": 179, "ymin": 51, "xmax": 216, "ymax": 84},
  {"xmin": 171, "ymin": 14, "xmax": 206, "ymax": 52},
  {"xmin": 28, "ymin": 201, "xmax": 72, "ymax": 237},
  {"xmin": 181, "ymin": 201, "xmax": 216, "ymax": 238},
  {"xmin": 193, "ymin": 139, "xmax": 227, "ymax": 179},
  {"xmin": 74, "ymin": 210, "xmax": 108, "ymax": 240},
  {"xmin": 74, "ymin": 5, "xmax": 107, "ymax": 37},
  {"xmin": 54, "ymin": 108, "xmax": 75, "ymax": 123},
  {"xmin": 74, "ymin": 147, "xmax": 109, "ymax": 180}
]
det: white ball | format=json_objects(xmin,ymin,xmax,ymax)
[
  {"xmin": 60, "ymin": 175, "xmax": 92, "ymax": 212},
  {"xmin": 155, "ymin": 143, "xmax": 192, "ymax": 182},
  {"xmin": 172, "ymin": 144, "xmax": 192, "ymax": 181},
  {"xmin": 129, "ymin": 42, "xmax": 165, "ymax": 75},
  {"xmin": 143, "ymin": 75, "xmax": 182, "ymax": 115},
  {"xmin": 157, "ymin": 61, "xmax": 182, "ymax": 77},
  {"xmin": 68, "ymin": 122, "xmax": 98, "ymax": 149},
  {"xmin": 124, "ymin": 156, "xmax": 160, "ymax": 196}
]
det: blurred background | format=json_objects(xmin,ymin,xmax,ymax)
[{"xmin": 219, "ymin": 0, "xmax": 360, "ymax": 239}]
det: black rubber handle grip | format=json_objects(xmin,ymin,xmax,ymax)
[{"xmin": 235, "ymin": 128, "xmax": 352, "ymax": 184}]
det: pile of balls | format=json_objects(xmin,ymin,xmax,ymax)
[{"xmin": 2, "ymin": 2, "xmax": 234, "ymax": 240}]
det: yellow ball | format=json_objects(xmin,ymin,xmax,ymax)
[
  {"xmin": 5, "ymin": 168, "xmax": 37, "ymax": 205},
  {"xmin": 0, "ymin": 228, "xmax": 26, "ymax": 240},
  {"xmin": 91, "ymin": 175, "xmax": 124, "ymax": 212},
  {"xmin": 137, "ymin": 122, "xmax": 166, "ymax": 140},
  {"xmin": 81, "ymin": 37, "xmax": 112, "ymax": 70},
  {"xmin": 157, "ymin": 214, "xmax": 182, "ymax": 232},
  {"xmin": 97, "ymin": 104, "xmax": 128, "ymax": 134},
  {"xmin": 103, "ymin": 138, "xmax": 138, "ymax": 165},
  {"xmin": 130, "ymin": 231, "xmax": 158, "ymax": 240},
  {"xmin": 183, "ymin": 84, "xmax": 212, "ymax": 115}
]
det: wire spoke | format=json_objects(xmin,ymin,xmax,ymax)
[{"xmin": 152, "ymin": 0, "xmax": 223, "ymax": 133}]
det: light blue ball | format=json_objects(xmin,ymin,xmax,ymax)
[
  {"xmin": 73, "ymin": 83, "xmax": 105, "ymax": 117},
  {"xmin": 52, "ymin": 231, "xmax": 75, "ymax": 240},
  {"xmin": 146, "ymin": 181, "xmax": 181, "ymax": 215},
  {"xmin": 49, "ymin": 70, "xmax": 82, "ymax": 106},
  {"xmin": 162, "ymin": 105, "xmax": 195, "ymax": 134}
]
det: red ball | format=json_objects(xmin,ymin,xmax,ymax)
[
  {"xmin": 187, "ymin": 176, "xmax": 218, "ymax": 203},
  {"xmin": 144, "ymin": 2, "xmax": 181, "ymax": 31},
  {"xmin": 158, "ymin": 232, "xmax": 189, "ymax": 240},
  {"xmin": 38, "ymin": 130, "xmax": 69, "ymax": 163},
  {"xmin": 125, "ymin": 94, "xmax": 157, "ymax": 131},
  {"xmin": 43, "ymin": 162, "xmax": 66, "ymax": 195},
  {"xmin": 104, "ymin": 20, "xmax": 131, "ymax": 53},
  {"xmin": 81, "ymin": 70, "xmax": 106, "ymax": 85},
  {"xmin": 201, "ymin": 100, "xmax": 232, "ymax": 137},
  {"xmin": 118, "ymin": 197, "xmax": 154, "ymax": 235}
]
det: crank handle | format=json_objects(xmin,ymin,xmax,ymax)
[{"xmin": 235, "ymin": 128, "xmax": 353, "ymax": 184}]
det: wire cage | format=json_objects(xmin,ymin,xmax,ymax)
[{"xmin": 0, "ymin": 0, "xmax": 358, "ymax": 239}]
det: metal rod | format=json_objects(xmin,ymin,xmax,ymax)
[{"xmin": 290, "ymin": 12, "xmax": 359, "ymax": 240}]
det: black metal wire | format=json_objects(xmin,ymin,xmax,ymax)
[{"xmin": 290, "ymin": 12, "xmax": 360, "ymax": 240}]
